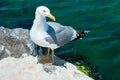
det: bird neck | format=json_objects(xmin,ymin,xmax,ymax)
[{"xmin": 32, "ymin": 14, "xmax": 48, "ymax": 32}]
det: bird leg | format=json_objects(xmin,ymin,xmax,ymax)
[
  {"xmin": 40, "ymin": 48, "xmax": 50, "ymax": 63},
  {"xmin": 51, "ymin": 50, "xmax": 54, "ymax": 64},
  {"xmin": 47, "ymin": 47, "xmax": 50, "ymax": 61},
  {"xmin": 40, "ymin": 48, "xmax": 54, "ymax": 64},
  {"xmin": 46, "ymin": 48, "xmax": 55, "ymax": 64},
  {"xmin": 45, "ymin": 48, "xmax": 55, "ymax": 64}
]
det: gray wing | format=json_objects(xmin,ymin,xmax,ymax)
[{"xmin": 45, "ymin": 22, "xmax": 76, "ymax": 46}]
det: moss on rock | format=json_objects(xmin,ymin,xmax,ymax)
[{"xmin": 57, "ymin": 52, "xmax": 103, "ymax": 80}]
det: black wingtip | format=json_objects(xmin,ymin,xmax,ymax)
[{"xmin": 73, "ymin": 30, "xmax": 90, "ymax": 41}]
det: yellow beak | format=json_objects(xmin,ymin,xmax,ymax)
[{"xmin": 47, "ymin": 14, "xmax": 56, "ymax": 21}]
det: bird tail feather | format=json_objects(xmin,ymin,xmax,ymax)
[{"xmin": 73, "ymin": 30, "xmax": 90, "ymax": 41}]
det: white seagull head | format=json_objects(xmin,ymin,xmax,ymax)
[{"xmin": 36, "ymin": 6, "xmax": 56, "ymax": 21}]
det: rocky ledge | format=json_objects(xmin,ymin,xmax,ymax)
[
  {"xmin": 0, "ymin": 56, "xmax": 93, "ymax": 80},
  {"xmin": 0, "ymin": 27, "xmax": 93, "ymax": 80}
]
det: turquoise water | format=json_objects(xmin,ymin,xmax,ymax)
[{"xmin": 0, "ymin": 0, "xmax": 120, "ymax": 80}]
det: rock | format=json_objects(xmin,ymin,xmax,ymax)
[
  {"xmin": 0, "ymin": 27, "xmax": 93, "ymax": 80},
  {"xmin": 0, "ymin": 27, "xmax": 36, "ymax": 59},
  {"xmin": 0, "ymin": 56, "xmax": 93, "ymax": 80}
]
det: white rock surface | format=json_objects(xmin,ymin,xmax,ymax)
[
  {"xmin": 0, "ymin": 27, "xmax": 37, "ymax": 59},
  {"xmin": 0, "ymin": 56, "xmax": 93, "ymax": 80}
]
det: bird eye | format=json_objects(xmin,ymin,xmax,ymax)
[{"xmin": 43, "ymin": 10, "xmax": 46, "ymax": 12}]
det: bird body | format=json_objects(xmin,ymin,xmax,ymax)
[{"xmin": 30, "ymin": 6, "xmax": 89, "ymax": 64}]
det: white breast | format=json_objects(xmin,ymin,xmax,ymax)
[{"xmin": 30, "ymin": 28, "xmax": 48, "ymax": 46}]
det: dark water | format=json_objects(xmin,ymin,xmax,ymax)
[{"xmin": 0, "ymin": 0, "xmax": 120, "ymax": 80}]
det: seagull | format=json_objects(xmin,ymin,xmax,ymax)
[{"xmin": 30, "ymin": 6, "xmax": 89, "ymax": 64}]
